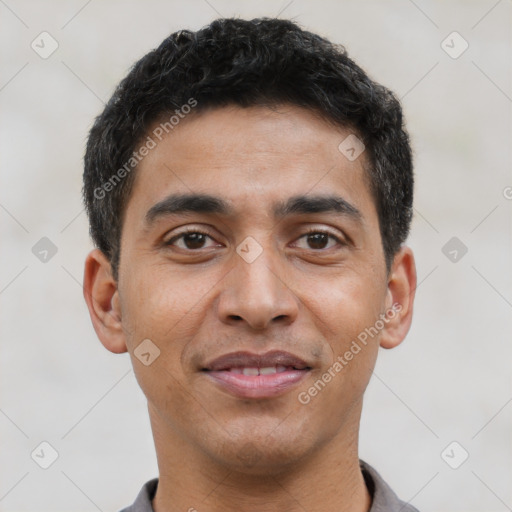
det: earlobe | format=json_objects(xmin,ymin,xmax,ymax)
[
  {"xmin": 379, "ymin": 246, "xmax": 417, "ymax": 350},
  {"xmin": 83, "ymin": 249, "xmax": 128, "ymax": 354}
]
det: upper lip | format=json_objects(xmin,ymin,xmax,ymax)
[{"xmin": 202, "ymin": 350, "xmax": 312, "ymax": 371}]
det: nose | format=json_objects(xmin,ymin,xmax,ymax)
[{"xmin": 216, "ymin": 247, "xmax": 299, "ymax": 331}]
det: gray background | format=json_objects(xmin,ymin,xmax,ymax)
[{"xmin": 1, "ymin": 0, "xmax": 511, "ymax": 511}]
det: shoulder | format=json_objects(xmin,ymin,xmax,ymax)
[
  {"xmin": 118, "ymin": 478, "xmax": 158, "ymax": 512},
  {"xmin": 360, "ymin": 460, "xmax": 420, "ymax": 512}
]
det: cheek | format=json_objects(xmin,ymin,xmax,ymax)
[
  {"xmin": 120, "ymin": 265, "xmax": 226, "ymax": 383},
  {"xmin": 296, "ymin": 267, "xmax": 385, "ymax": 406},
  {"xmin": 122, "ymin": 266, "xmax": 200, "ymax": 339},
  {"xmin": 132, "ymin": 360, "xmax": 196, "ymax": 438},
  {"xmin": 121, "ymin": 269, "xmax": 201, "ymax": 422},
  {"xmin": 300, "ymin": 267, "xmax": 386, "ymax": 345}
]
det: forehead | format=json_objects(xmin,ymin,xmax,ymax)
[{"xmin": 124, "ymin": 104, "xmax": 377, "ymax": 228}]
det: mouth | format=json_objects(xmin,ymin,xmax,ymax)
[{"xmin": 201, "ymin": 350, "xmax": 312, "ymax": 399}]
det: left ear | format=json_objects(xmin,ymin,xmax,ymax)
[{"xmin": 379, "ymin": 246, "xmax": 417, "ymax": 349}]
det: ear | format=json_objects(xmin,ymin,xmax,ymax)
[
  {"xmin": 379, "ymin": 246, "xmax": 417, "ymax": 350},
  {"xmin": 83, "ymin": 249, "xmax": 127, "ymax": 354}
]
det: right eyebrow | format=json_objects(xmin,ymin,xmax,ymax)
[{"xmin": 144, "ymin": 193, "xmax": 233, "ymax": 229}]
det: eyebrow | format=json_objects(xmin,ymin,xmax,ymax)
[
  {"xmin": 274, "ymin": 195, "xmax": 362, "ymax": 221},
  {"xmin": 145, "ymin": 193, "xmax": 232, "ymax": 226},
  {"xmin": 144, "ymin": 192, "xmax": 362, "ymax": 228}
]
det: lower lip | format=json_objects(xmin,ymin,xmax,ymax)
[{"xmin": 204, "ymin": 369, "xmax": 310, "ymax": 399}]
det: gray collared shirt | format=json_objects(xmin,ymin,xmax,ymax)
[{"xmin": 119, "ymin": 459, "xmax": 419, "ymax": 512}]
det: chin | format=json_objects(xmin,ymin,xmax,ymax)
[{"xmin": 210, "ymin": 431, "xmax": 314, "ymax": 476}]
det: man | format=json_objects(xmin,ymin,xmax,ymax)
[{"xmin": 82, "ymin": 17, "xmax": 418, "ymax": 512}]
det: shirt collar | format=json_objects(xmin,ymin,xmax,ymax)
[{"xmin": 120, "ymin": 459, "xmax": 419, "ymax": 512}]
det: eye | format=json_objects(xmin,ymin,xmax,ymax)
[
  {"xmin": 294, "ymin": 230, "xmax": 345, "ymax": 250},
  {"xmin": 165, "ymin": 229, "xmax": 220, "ymax": 250}
]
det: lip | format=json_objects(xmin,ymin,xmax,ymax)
[
  {"xmin": 201, "ymin": 350, "xmax": 312, "ymax": 399},
  {"xmin": 203, "ymin": 350, "xmax": 311, "ymax": 372}
]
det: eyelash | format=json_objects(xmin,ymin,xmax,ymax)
[
  {"xmin": 165, "ymin": 227, "xmax": 218, "ymax": 248},
  {"xmin": 293, "ymin": 227, "xmax": 346, "ymax": 249},
  {"xmin": 164, "ymin": 227, "xmax": 346, "ymax": 250}
]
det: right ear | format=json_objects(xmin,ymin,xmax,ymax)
[{"xmin": 83, "ymin": 249, "xmax": 128, "ymax": 354}]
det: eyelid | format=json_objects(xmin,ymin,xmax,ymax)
[
  {"xmin": 292, "ymin": 227, "xmax": 347, "ymax": 249},
  {"xmin": 162, "ymin": 225, "xmax": 349, "ymax": 249},
  {"xmin": 164, "ymin": 227, "xmax": 215, "ymax": 244}
]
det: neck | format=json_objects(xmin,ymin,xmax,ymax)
[{"xmin": 150, "ymin": 402, "xmax": 372, "ymax": 512}]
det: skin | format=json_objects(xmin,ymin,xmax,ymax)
[{"xmin": 83, "ymin": 104, "xmax": 416, "ymax": 512}]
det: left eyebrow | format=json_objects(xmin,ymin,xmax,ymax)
[{"xmin": 273, "ymin": 194, "xmax": 363, "ymax": 223}]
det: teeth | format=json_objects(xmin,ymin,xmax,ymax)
[
  {"xmin": 228, "ymin": 366, "xmax": 298, "ymax": 375},
  {"xmin": 242, "ymin": 367, "xmax": 259, "ymax": 376}
]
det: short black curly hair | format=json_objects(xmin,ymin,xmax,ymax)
[{"xmin": 83, "ymin": 17, "xmax": 413, "ymax": 280}]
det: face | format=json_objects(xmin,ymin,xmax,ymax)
[{"xmin": 84, "ymin": 104, "xmax": 416, "ymax": 475}]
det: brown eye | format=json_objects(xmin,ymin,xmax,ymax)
[
  {"xmin": 165, "ymin": 230, "xmax": 219, "ymax": 250},
  {"xmin": 294, "ymin": 230, "xmax": 343, "ymax": 250},
  {"xmin": 306, "ymin": 233, "xmax": 329, "ymax": 249},
  {"xmin": 181, "ymin": 233, "xmax": 207, "ymax": 249}
]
